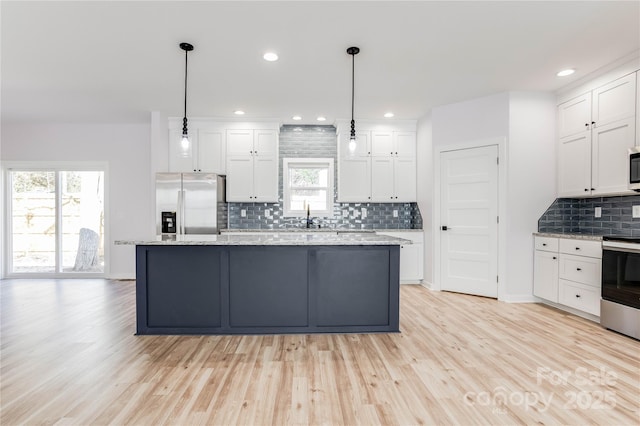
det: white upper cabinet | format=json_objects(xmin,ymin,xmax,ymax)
[
  {"xmin": 371, "ymin": 131, "xmax": 394, "ymax": 156},
  {"xmin": 337, "ymin": 120, "xmax": 417, "ymax": 203},
  {"xmin": 592, "ymin": 73, "xmax": 636, "ymax": 127},
  {"xmin": 637, "ymin": 71, "xmax": 640, "ymax": 146},
  {"xmin": 591, "ymin": 117, "xmax": 636, "ymax": 195},
  {"xmin": 558, "ymin": 93, "xmax": 591, "ymax": 139},
  {"xmin": 197, "ymin": 129, "xmax": 226, "ymax": 174},
  {"xmin": 338, "ymin": 156, "xmax": 371, "ymax": 201},
  {"xmin": 226, "ymin": 129, "xmax": 278, "ymax": 202},
  {"xmin": 168, "ymin": 128, "xmax": 226, "ymax": 174},
  {"xmin": 557, "ymin": 72, "xmax": 637, "ymax": 197},
  {"xmin": 558, "ymin": 132, "xmax": 591, "ymax": 197}
]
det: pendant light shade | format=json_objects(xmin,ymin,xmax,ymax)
[
  {"xmin": 179, "ymin": 42, "xmax": 194, "ymax": 158},
  {"xmin": 346, "ymin": 47, "xmax": 360, "ymax": 155}
]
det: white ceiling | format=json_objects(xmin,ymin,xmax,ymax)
[{"xmin": 2, "ymin": 1, "xmax": 639, "ymax": 126}]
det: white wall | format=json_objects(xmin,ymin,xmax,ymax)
[
  {"xmin": 416, "ymin": 114, "xmax": 433, "ymax": 286},
  {"xmin": 1, "ymin": 122, "xmax": 151, "ymax": 279},
  {"xmin": 427, "ymin": 91, "xmax": 556, "ymax": 301},
  {"xmin": 506, "ymin": 92, "xmax": 557, "ymax": 300}
]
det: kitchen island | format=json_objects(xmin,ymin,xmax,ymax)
[{"xmin": 117, "ymin": 233, "xmax": 407, "ymax": 335}]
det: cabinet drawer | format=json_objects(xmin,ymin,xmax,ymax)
[
  {"xmin": 559, "ymin": 238, "xmax": 602, "ymax": 258},
  {"xmin": 558, "ymin": 279, "xmax": 600, "ymax": 316},
  {"xmin": 535, "ymin": 236, "xmax": 559, "ymax": 252},
  {"xmin": 558, "ymin": 254, "xmax": 602, "ymax": 288}
]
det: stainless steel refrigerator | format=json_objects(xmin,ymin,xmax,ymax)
[{"xmin": 156, "ymin": 173, "xmax": 226, "ymax": 235}]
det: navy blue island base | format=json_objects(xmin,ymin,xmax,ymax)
[{"xmin": 135, "ymin": 244, "xmax": 400, "ymax": 335}]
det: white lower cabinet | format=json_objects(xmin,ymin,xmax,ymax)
[
  {"xmin": 558, "ymin": 279, "xmax": 600, "ymax": 316},
  {"xmin": 533, "ymin": 235, "xmax": 602, "ymax": 317},
  {"xmin": 533, "ymin": 249, "xmax": 559, "ymax": 302},
  {"xmin": 376, "ymin": 231, "xmax": 423, "ymax": 283}
]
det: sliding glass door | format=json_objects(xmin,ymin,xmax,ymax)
[{"xmin": 8, "ymin": 167, "xmax": 105, "ymax": 276}]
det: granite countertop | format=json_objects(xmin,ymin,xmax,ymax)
[
  {"xmin": 115, "ymin": 233, "xmax": 412, "ymax": 246},
  {"xmin": 533, "ymin": 232, "xmax": 603, "ymax": 242},
  {"xmin": 220, "ymin": 228, "xmax": 424, "ymax": 233}
]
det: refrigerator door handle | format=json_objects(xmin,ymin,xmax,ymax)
[
  {"xmin": 176, "ymin": 190, "xmax": 183, "ymax": 235},
  {"xmin": 181, "ymin": 190, "xmax": 186, "ymax": 235}
]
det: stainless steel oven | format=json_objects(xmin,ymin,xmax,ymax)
[{"xmin": 601, "ymin": 237, "xmax": 640, "ymax": 339}]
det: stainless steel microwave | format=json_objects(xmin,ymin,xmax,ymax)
[{"xmin": 630, "ymin": 147, "xmax": 640, "ymax": 192}]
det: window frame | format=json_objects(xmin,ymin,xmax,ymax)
[
  {"xmin": 282, "ymin": 158, "xmax": 334, "ymax": 217},
  {"xmin": 2, "ymin": 161, "xmax": 109, "ymax": 278}
]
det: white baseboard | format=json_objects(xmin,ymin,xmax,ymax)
[
  {"xmin": 107, "ymin": 273, "xmax": 135, "ymax": 280},
  {"xmin": 500, "ymin": 294, "xmax": 538, "ymax": 303}
]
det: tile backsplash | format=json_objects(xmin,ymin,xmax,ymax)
[
  {"xmin": 538, "ymin": 195, "xmax": 640, "ymax": 236},
  {"xmin": 227, "ymin": 125, "xmax": 422, "ymax": 230}
]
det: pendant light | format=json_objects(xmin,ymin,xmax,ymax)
[
  {"xmin": 179, "ymin": 42, "xmax": 194, "ymax": 157},
  {"xmin": 347, "ymin": 46, "xmax": 360, "ymax": 154}
]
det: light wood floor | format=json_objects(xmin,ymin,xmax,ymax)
[{"xmin": 1, "ymin": 279, "xmax": 638, "ymax": 425}]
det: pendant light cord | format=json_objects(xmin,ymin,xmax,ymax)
[
  {"xmin": 351, "ymin": 53, "xmax": 355, "ymax": 122},
  {"xmin": 183, "ymin": 48, "xmax": 188, "ymax": 135}
]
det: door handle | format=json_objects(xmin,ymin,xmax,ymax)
[{"xmin": 441, "ymin": 226, "xmax": 448, "ymax": 231}]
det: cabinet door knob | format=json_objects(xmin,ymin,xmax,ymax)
[
  {"xmin": 577, "ymin": 268, "xmax": 582, "ymax": 271},
  {"xmin": 591, "ymin": 188, "xmax": 595, "ymax": 191},
  {"xmin": 575, "ymin": 294, "xmax": 581, "ymax": 298},
  {"xmin": 552, "ymin": 256, "xmax": 557, "ymax": 260},
  {"xmin": 395, "ymin": 152, "xmax": 398, "ymax": 155},
  {"xmin": 441, "ymin": 226, "xmax": 448, "ymax": 231},
  {"xmin": 584, "ymin": 188, "xmax": 589, "ymax": 192},
  {"xmin": 575, "ymin": 247, "xmax": 580, "ymax": 250},
  {"xmin": 585, "ymin": 123, "xmax": 589, "ymax": 127},
  {"xmin": 591, "ymin": 121, "xmax": 595, "ymax": 126},
  {"xmin": 542, "ymin": 243, "xmax": 547, "ymax": 246}
]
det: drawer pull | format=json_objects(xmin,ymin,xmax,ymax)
[
  {"xmin": 542, "ymin": 243, "xmax": 547, "ymax": 246},
  {"xmin": 576, "ymin": 268, "xmax": 582, "ymax": 271},
  {"xmin": 575, "ymin": 294, "xmax": 581, "ymax": 298},
  {"xmin": 575, "ymin": 247, "xmax": 581, "ymax": 250}
]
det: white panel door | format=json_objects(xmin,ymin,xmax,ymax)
[
  {"xmin": 394, "ymin": 157, "xmax": 416, "ymax": 202},
  {"xmin": 591, "ymin": 117, "xmax": 636, "ymax": 195},
  {"xmin": 371, "ymin": 131, "xmax": 394, "ymax": 156},
  {"xmin": 340, "ymin": 131, "xmax": 371, "ymax": 157},
  {"xmin": 558, "ymin": 132, "xmax": 592, "ymax": 197},
  {"xmin": 226, "ymin": 157, "xmax": 254, "ymax": 201},
  {"xmin": 440, "ymin": 145, "xmax": 499, "ymax": 298},
  {"xmin": 394, "ymin": 132, "xmax": 416, "ymax": 157},
  {"xmin": 197, "ymin": 129, "xmax": 225, "ymax": 174},
  {"xmin": 371, "ymin": 157, "xmax": 394, "ymax": 201},
  {"xmin": 533, "ymin": 250, "xmax": 559, "ymax": 302},
  {"xmin": 558, "ymin": 93, "xmax": 591, "ymax": 139},
  {"xmin": 592, "ymin": 73, "xmax": 636, "ymax": 127},
  {"xmin": 254, "ymin": 130, "xmax": 278, "ymax": 156},
  {"xmin": 338, "ymin": 157, "xmax": 371, "ymax": 202},
  {"xmin": 253, "ymin": 156, "xmax": 278, "ymax": 202},
  {"xmin": 226, "ymin": 130, "xmax": 254, "ymax": 156}
]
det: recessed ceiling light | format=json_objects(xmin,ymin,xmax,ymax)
[
  {"xmin": 234, "ymin": 110, "xmax": 245, "ymax": 115},
  {"xmin": 316, "ymin": 116, "xmax": 326, "ymax": 122},
  {"xmin": 557, "ymin": 69, "xmax": 575, "ymax": 77},
  {"xmin": 384, "ymin": 112, "xmax": 394, "ymax": 118},
  {"xmin": 292, "ymin": 115, "xmax": 302, "ymax": 121},
  {"xmin": 263, "ymin": 52, "xmax": 278, "ymax": 62}
]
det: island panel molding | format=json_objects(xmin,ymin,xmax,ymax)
[{"xmin": 135, "ymin": 243, "xmax": 400, "ymax": 335}]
